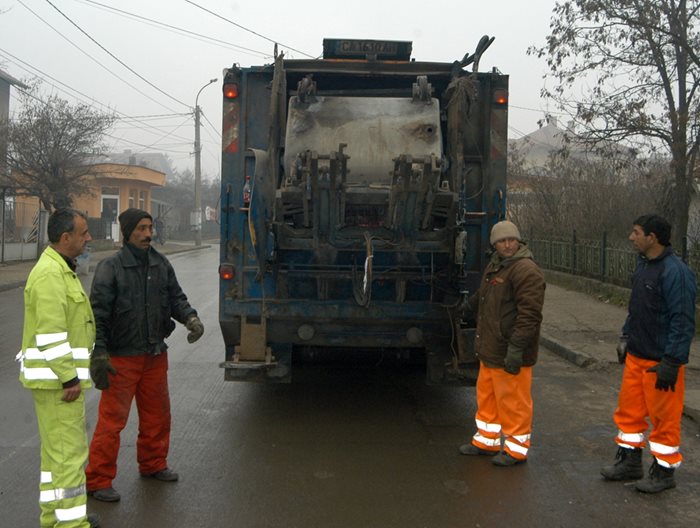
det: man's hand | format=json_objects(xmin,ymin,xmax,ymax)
[
  {"xmin": 647, "ymin": 359, "xmax": 680, "ymax": 392},
  {"xmin": 504, "ymin": 344, "xmax": 524, "ymax": 375},
  {"xmin": 62, "ymin": 384, "xmax": 81, "ymax": 402},
  {"xmin": 186, "ymin": 316, "xmax": 204, "ymax": 343},
  {"xmin": 616, "ymin": 338, "xmax": 628, "ymax": 364},
  {"xmin": 90, "ymin": 349, "xmax": 117, "ymax": 390}
]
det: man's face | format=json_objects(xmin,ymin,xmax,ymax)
[
  {"xmin": 128, "ymin": 218, "xmax": 153, "ymax": 249},
  {"xmin": 494, "ymin": 237, "xmax": 519, "ymax": 259},
  {"xmin": 629, "ymin": 224, "xmax": 655, "ymax": 255},
  {"xmin": 64, "ymin": 215, "xmax": 92, "ymax": 259}
]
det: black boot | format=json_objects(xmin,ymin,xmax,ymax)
[
  {"xmin": 600, "ymin": 447, "xmax": 643, "ymax": 481},
  {"xmin": 634, "ymin": 459, "xmax": 676, "ymax": 493}
]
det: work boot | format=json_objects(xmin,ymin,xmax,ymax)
[
  {"xmin": 87, "ymin": 513, "xmax": 101, "ymax": 527},
  {"xmin": 141, "ymin": 467, "xmax": 179, "ymax": 482},
  {"xmin": 459, "ymin": 443, "xmax": 498, "ymax": 456},
  {"xmin": 634, "ymin": 460, "xmax": 676, "ymax": 493},
  {"xmin": 492, "ymin": 452, "xmax": 525, "ymax": 466},
  {"xmin": 88, "ymin": 486, "xmax": 121, "ymax": 502},
  {"xmin": 600, "ymin": 447, "xmax": 643, "ymax": 481}
]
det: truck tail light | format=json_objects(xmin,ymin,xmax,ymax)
[
  {"xmin": 493, "ymin": 89, "xmax": 508, "ymax": 105},
  {"xmin": 223, "ymin": 83, "xmax": 239, "ymax": 99},
  {"xmin": 219, "ymin": 263, "xmax": 235, "ymax": 280}
]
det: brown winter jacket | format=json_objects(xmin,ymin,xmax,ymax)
[{"xmin": 469, "ymin": 244, "xmax": 546, "ymax": 369}]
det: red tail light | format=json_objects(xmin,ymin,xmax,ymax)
[
  {"xmin": 223, "ymin": 83, "xmax": 239, "ymax": 99},
  {"xmin": 493, "ymin": 89, "xmax": 508, "ymax": 105},
  {"xmin": 219, "ymin": 263, "xmax": 235, "ymax": 280}
]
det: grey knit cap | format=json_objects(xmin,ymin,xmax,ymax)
[{"xmin": 490, "ymin": 220, "xmax": 521, "ymax": 245}]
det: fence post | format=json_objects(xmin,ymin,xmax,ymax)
[
  {"xmin": 682, "ymin": 235, "xmax": 688, "ymax": 263},
  {"xmin": 0, "ymin": 186, "xmax": 5, "ymax": 264},
  {"xmin": 601, "ymin": 231, "xmax": 607, "ymax": 280},
  {"xmin": 572, "ymin": 229, "xmax": 577, "ymax": 273}
]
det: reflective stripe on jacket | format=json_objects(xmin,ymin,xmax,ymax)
[{"xmin": 19, "ymin": 246, "xmax": 95, "ymax": 389}]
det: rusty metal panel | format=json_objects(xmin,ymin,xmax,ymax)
[{"xmin": 284, "ymin": 96, "xmax": 442, "ymax": 184}]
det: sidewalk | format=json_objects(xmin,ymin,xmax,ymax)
[
  {"xmin": 0, "ymin": 240, "xmax": 212, "ymax": 293},
  {"xmin": 2, "ymin": 248, "xmax": 699, "ymax": 426},
  {"xmin": 541, "ymin": 282, "xmax": 700, "ymax": 427}
]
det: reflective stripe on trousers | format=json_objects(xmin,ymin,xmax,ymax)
[
  {"xmin": 471, "ymin": 363, "xmax": 533, "ymax": 459},
  {"xmin": 32, "ymin": 389, "xmax": 90, "ymax": 527},
  {"xmin": 614, "ymin": 354, "xmax": 684, "ymax": 468}
]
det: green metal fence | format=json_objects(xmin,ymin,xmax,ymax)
[{"xmin": 528, "ymin": 232, "xmax": 699, "ymax": 287}]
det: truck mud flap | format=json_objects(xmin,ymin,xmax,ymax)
[
  {"xmin": 220, "ymin": 317, "xmax": 292, "ymax": 382},
  {"xmin": 220, "ymin": 344, "xmax": 292, "ymax": 383}
]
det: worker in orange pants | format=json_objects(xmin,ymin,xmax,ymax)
[
  {"xmin": 613, "ymin": 354, "xmax": 685, "ymax": 466},
  {"xmin": 86, "ymin": 353, "xmax": 171, "ymax": 493},
  {"xmin": 459, "ymin": 220, "xmax": 545, "ymax": 466},
  {"xmin": 602, "ymin": 214, "xmax": 696, "ymax": 494},
  {"xmin": 471, "ymin": 364, "xmax": 533, "ymax": 461}
]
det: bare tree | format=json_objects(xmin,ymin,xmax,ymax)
[
  {"xmin": 530, "ymin": 0, "xmax": 700, "ymax": 247},
  {"xmin": 4, "ymin": 89, "xmax": 115, "ymax": 211},
  {"xmin": 508, "ymin": 146, "xmax": 662, "ymax": 241}
]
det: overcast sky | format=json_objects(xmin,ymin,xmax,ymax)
[{"xmin": 0, "ymin": 0, "xmax": 560, "ymax": 180}]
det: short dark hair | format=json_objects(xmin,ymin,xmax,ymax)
[
  {"xmin": 48, "ymin": 208, "xmax": 87, "ymax": 243},
  {"xmin": 633, "ymin": 214, "xmax": 672, "ymax": 246}
]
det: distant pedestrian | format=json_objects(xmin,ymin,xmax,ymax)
[
  {"xmin": 154, "ymin": 215, "xmax": 166, "ymax": 245},
  {"xmin": 459, "ymin": 220, "xmax": 546, "ymax": 466},
  {"xmin": 601, "ymin": 214, "xmax": 696, "ymax": 493},
  {"xmin": 18, "ymin": 208, "xmax": 100, "ymax": 527},
  {"xmin": 85, "ymin": 208, "xmax": 204, "ymax": 503}
]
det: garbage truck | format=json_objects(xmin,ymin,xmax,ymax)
[{"xmin": 218, "ymin": 37, "xmax": 508, "ymax": 383}]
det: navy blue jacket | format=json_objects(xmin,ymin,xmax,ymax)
[{"xmin": 623, "ymin": 246, "xmax": 696, "ymax": 365}]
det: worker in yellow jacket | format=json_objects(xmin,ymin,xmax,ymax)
[{"xmin": 18, "ymin": 208, "xmax": 100, "ymax": 528}]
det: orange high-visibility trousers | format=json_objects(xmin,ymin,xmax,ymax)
[
  {"xmin": 471, "ymin": 363, "xmax": 533, "ymax": 460},
  {"xmin": 614, "ymin": 354, "xmax": 685, "ymax": 468},
  {"xmin": 86, "ymin": 353, "xmax": 171, "ymax": 491}
]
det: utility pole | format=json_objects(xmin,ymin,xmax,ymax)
[{"xmin": 194, "ymin": 78, "xmax": 217, "ymax": 246}]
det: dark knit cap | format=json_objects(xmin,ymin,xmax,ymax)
[{"xmin": 119, "ymin": 208, "xmax": 152, "ymax": 242}]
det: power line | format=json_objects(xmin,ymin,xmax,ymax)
[
  {"xmin": 43, "ymin": 0, "xmax": 190, "ymax": 109},
  {"xmin": 184, "ymin": 0, "xmax": 315, "ymax": 58},
  {"xmin": 74, "ymin": 0, "xmax": 270, "ymax": 59},
  {"xmin": 0, "ymin": 49, "xmax": 193, "ymax": 146},
  {"xmin": 201, "ymin": 111, "xmax": 222, "ymax": 139},
  {"xmin": 18, "ymin": 0, "xmax": 182, "ymax": 114}
]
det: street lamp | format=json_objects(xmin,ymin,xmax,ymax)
[{"xmin": 193, "ymin": 77, "xmax": 218, "ymax": 246}]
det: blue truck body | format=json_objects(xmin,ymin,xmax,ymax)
[{"xmin": 218, "ymin": 38, "xmax": 508, "ymax": 383}]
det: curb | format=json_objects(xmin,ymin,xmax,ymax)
[
  {"xmin": 540, "ymin": 333, "xmax": 597, "ymax": 368},
  {"xmin": 541, "ymin": 332, "xmax": 700, "ymax": 431},
  {"xmin": 0, "ymin": 244, "xmax": 212, "ymax": 293},
  {"xmin": 0, "ymin": 280, "xmax": 25, "ymax": 293}
]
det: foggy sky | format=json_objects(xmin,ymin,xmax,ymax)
[{"xmin": 0, "ymin": 0, "xmax": 559, "ymax": 180}]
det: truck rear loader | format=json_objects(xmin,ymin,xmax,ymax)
[{"xmin": 218, "ymin": 37, "xmax": 509, "ymax": 383}]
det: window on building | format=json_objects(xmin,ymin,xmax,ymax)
[
  {"xmin": 139, "ymin": 191, "xmax": 146, "ymax": 210},
  {"xmin": 129, "ymin": 190, "xmax": 137, "ymax": 209}
]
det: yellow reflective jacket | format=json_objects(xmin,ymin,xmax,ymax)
[{"xmin": 18, "ymin": 246, "xmax": 95, "ymax": 390}]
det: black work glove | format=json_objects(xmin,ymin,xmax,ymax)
[
  {"xmin": 616, "ymin": 337, "xmax": 628, "ymax": 365},
  {"xmin": 186, "ymin": 315, "xmax": 204, "ymax": 343},
  {"xmin": 647, "ymin": 359, "xmax": 680, "ymax": 392},
  {"xmin": 90, "ymin": 348, "xmax": 116, "ymax": 390},
  {"xmin": 504, "ymin": 344, "xmax": 524, "ymax": 375}
]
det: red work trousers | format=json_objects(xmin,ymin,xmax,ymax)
[
  {"xmin": 614, "ymin": 354, "xmax": 685, "ymax": 468},
  {"xmin": 471, "ymin": 363, "xmax": 533, "ymax": 460},
  {"xmin": 86, "ymin": 353, "xmax": 171, "ymax": 491}
]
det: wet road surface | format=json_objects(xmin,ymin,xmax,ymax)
[{"xmin": 1, "ymin": 246, "xmax": 699, "ymax": 527}]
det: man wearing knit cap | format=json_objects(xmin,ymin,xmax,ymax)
[
  {"xmin": 459, "ymin": 220, "xmax": 545, "ymax": 466},
  {"xmin": 86, "ymin": 208, "xmax": 204, "ymax": 502}
]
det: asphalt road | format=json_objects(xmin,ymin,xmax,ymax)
[{"xmin": 1, "ymin": 246, "xmax": 699, "ymax": 528}]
